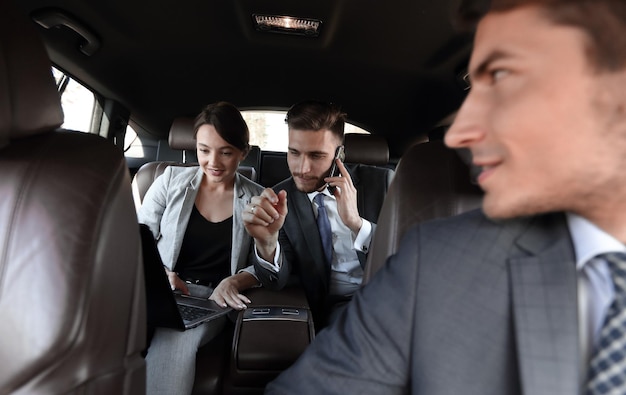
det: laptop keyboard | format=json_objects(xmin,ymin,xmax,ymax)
[{"xmin": 178, "ymin": 304, "xmax": 213, "ymax": 321}]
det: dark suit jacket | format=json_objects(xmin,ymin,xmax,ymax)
[
  {"xmin": 266, "ymin": 209, "xmax": 580, "ymax": 395},
  {"xmin": 254, "ymin": 164, "xmax": 390, "ymax": 327}
]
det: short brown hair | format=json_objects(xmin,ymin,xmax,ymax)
[
  {"xmin": 457, "ymin": 0, "xmax": 626, "ymax": 72},
  {"xmin": 193, "ymin": 101, "xmax": 249, "ymax": 152},
  {"xmin": 285, "ymin": 100, "xmax": 346, "ymax": 141}
]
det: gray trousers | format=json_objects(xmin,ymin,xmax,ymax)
[{"xmin": 146, "ymin": 284, "xmax": 227, "ymax": 395}]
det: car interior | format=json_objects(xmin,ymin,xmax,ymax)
[
  {"xmin": 1, "ymin": 0, "xmax": 483, "ymax": 393},
  {"xmin": 0, "ymin": 2, "xmax": 145, "ymax": 393}
]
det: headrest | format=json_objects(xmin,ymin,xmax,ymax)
[
  {"xmin": 168, "ymin": 117, "xmax": 196, "ymax": 150},
  {"xmin": 0, "ymin": 1, "xmax": 64, "ymax": 149},
  {"xmin": 343, "ymin": 133, "xmax": 389, "ymax": 166}
]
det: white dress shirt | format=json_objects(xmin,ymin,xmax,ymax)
[
  {"xmin": 256, "ymin": 188, "xmax": 373, "ymax": 297},
  {"xmin": 566, "ymin": 213, "xmax": 626, "ymax": 388}
]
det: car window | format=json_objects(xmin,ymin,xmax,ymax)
[
  {"xmin": 52, "ymin": 66, "xmax": 95, "ymax": 132},
  {"xmin": 124, "ymin": 125, "xmax": 144, "ymax": 158},
  {"xmin": 241, "ymin": 110, "xmax": 369, "ymax": 152}
]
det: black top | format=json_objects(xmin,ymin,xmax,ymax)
[{"xmin": 175, "ymin": 205, "xmax": 232, "ymax": 287}]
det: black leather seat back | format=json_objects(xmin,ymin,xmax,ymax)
[
  {"xmin": 343, "ymin": 133, "xmax": 390, "ymax": 166},
  {"xmin": 363, "ymin": 141, "xmax": 483, "ymax": 284},
  {"xmin": 0, "ymin": 2, "xmax": 146, "ymax": 393},
  {"xmin": 344, "ymin": 133, "xmax": 395, "ymax": 224}
]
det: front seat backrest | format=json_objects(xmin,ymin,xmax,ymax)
[
  {"xmin": 362, "ymin": 140, "xmax": 483, "ymax": 284},
  {"xmin": 0, "ymin": 2, "xmax": 146, "ymax": 393}
]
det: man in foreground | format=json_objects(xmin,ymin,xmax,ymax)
[{"xmin": 265, "ymin": 0, "xmax": 626, "ymax": 393}]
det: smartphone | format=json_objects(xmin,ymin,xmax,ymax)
[{"xmin": 326, "ymin": 145, "xmax": 345, "ymax": 194}]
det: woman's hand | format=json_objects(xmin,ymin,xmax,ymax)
[
  {"xmin": 164, "ymin": 267, "xmax": 190, "ymax": 295},
  {"xmin": 209, "ymin": 273, "xmax": 256, "ymax": 310}
]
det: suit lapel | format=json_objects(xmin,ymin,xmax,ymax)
[
  {"xmin": 286, "ymin": 181, "xmax": 330, "ymax": 284},
  {"xmin": 509, "ymin": 214, "xmax": 579, "ymax": 395},
  {"xmin": 231, "ymin": 173, "xmax": 247, "ymax": 275}
]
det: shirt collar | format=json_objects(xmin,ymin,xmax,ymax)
[
  {"xmin": 566, "ymin": 212, "xmax": 626, "ymax": 270},
  {"xmin": 307, "ymin": 188, "xmax": 334, "ymax": 203}
]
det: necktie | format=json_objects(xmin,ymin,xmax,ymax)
[
  {"xmin": 314, "ymin": 193, "xmax": 333, "ymax": 265},
  {"xmin": 587, "ymin": 252, "xmax": 626, "ymax": 395}
]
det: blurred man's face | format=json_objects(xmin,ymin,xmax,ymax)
[{"xmin": 446, "ymin": 5, "xmax": 626, "ymax": 223}]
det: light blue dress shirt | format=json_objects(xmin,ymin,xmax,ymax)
[{"xmin": 310, "ymin": 190, "xmax": 371, "ymax": 296}]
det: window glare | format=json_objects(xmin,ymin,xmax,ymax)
[
  {"xmin": 61, "ymin": 79, "xmax": 95, "ymax": 132},
  {"xmin": 242, "ymin": 111, "xmax": 287, "ymax": 152},
  {"xmin": 241, "ymin": 110, "xmax": 369, "ymax": 152},
  {"xmin": 52, "ymin": 67, "xmax": 64, "ymax": 86},
  {"xmin": 52, "ymin": 66, "xmax": 95, "ymax": 132},
  {"xmin": 124, "ymin": 125, "xmax": 145, "ymax": 158}
]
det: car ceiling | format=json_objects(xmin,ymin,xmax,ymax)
[{"xmin": 17, "ymin": 0, "xmax": 474, "ymax": 158}]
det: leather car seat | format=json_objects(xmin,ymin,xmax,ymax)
[
  {"xmin": 363, "ymin": 140, "xmax": 483, "ymax": 284},
  {"xmin": 0, "ymin": 1, "xmax": 146, "ymax": 393},
  {"xmin": 343, "ymin": 133, "xmax": 390, "ymax": 166},
  {"xmin": 343, "ymin": 133, "xmax": 395, "ymax": 225}
]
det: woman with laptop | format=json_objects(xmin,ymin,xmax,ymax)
[{"xmin": 137, "ymin": 101, "xmax": 264, "ymax": 395}]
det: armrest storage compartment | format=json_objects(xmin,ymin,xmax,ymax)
[{"xmin": 226, "ymin": 287, "xmax": 315, "ymax": 393}]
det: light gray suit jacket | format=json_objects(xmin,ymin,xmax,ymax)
[
  {"xmin": 266, "ymin": 209, "xmax": 580, "ymax": 395},
  {"xmin": 138, "ymin": 166, "xmax": 264, "ymax": 276}
]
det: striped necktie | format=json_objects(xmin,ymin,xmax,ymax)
[
  {"xmin": 587, "ymin": 252, "xmax": 626, "ymax": 394},
  {"xmin": 314, "ymin": 193, "xmax": 333, "ymax": 265}
]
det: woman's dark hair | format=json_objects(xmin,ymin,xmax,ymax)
[
  {"xmin": 193, "ymin": 101, "xmax": 250, "ymax": 152},
  {"xmin": 457, "ymin": 0, "xmax": 626, "ymax": 72},
  {"xmin": 285, "ymin": 100, "xmax": 347, "ymax": 141}
]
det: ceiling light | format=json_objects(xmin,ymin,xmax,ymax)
[{"xmin": 252, "ymin": 14, "xmax": 322, "ymax": 37}]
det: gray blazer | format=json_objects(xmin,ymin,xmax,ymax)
[
  {"xmin": 266, "ymin": 209, "xmax": 579, "ymax": 395},
  {"xmin": 138, "ymin": 166, "xmax": 264, "ymax": 276}
]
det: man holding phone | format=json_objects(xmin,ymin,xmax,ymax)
[{"xmin": 243, "ymin": 100, "xmax": 381, "ymax": 329}]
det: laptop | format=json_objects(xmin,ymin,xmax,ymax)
[{"xmin": 139, "ymin": 224, "xmax": 232, "ymax": 331}]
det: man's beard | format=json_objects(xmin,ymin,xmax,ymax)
[{"xmin": 293, "ymin": 173, "xmax": 326, "ymax": 193}]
